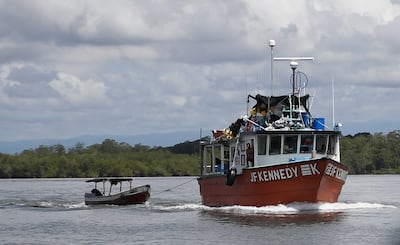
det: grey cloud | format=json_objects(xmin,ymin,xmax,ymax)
[
  {"xmin": 0, "ymin": 0, "xmax": 400, "ymax": 142},
  {"xmin": 280, "ymin": 23, "xmax": 298, "ymax": 38},
  {"xmin": 376, "ymin": 16, "xmax": 400, "ymax": 51},
  {"xmin": 4, "ymin": 65, "xmax": 58, "ymax": 98},
  {"xmin": 4, "ymin": 82, "xmax": 57, "ymax": 98},
  {"xmin": 7, "ymin": 65, "xmax": 57, "ymax": 84}
]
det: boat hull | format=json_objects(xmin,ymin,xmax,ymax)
[
  {"xmin": 197, "ymin": 158, "xmax": 348, "ymax": 207},
  {"xmin": 85, "ymin": 184, "xmax": 151, "ymax": 205}
]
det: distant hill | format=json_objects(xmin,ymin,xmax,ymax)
[
  {"xmin": 0, "ymin": 130, "xmax": 202, "ymax": 154},
  {"xmin": 167, "ymin": 136, "xmax": 211, "ymax": 155}
]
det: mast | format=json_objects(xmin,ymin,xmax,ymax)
[
  {"xmin": 331, "ymin": 74, "xmax": 335, "ymax": 128},
  {"xmin": 269, "ymin": 40, "xmax": 275, "ymax": 96},
  {"xmin": 290, "ymin": 61, "xmax": 298, "ymax": 109}
]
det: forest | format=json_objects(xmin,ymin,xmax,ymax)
[
  {"xmin": 0, "ymin": 130, "xmax": 399, "ymax": 178},
  {"xmin": 340, "ymin": 131, "xmax": 400, "ymax": 174}
]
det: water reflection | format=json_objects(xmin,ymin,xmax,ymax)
[{"xmin": 201, "ymin": 209, "xmax": 343, "ymax": 226}]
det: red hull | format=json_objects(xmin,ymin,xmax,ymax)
[{"xmin": 198, "ymin": 158, "xmax": 347, "ymax": 207}]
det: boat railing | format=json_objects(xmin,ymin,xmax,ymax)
[{"xmin": 86, "ymin": 178, "xmax": 134, "ymax": 196}]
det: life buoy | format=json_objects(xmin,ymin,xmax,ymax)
[{"xmin": 225, "ymin": 168, "xmax": 237, "ymax": 186}]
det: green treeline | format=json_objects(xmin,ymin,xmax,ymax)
[
  {"xmin": 341, "ymin": 131, "xmax": 400, "ymax": 174},
  {"xmin": 0, "ymin": 130, "xmax": 399, "ymax": 178},
  {"xmin": 0, "ymin": 139, "xmax": 199, "ymax": 178}
]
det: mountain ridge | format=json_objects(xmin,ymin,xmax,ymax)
[{"xmin": 0, "ymin": 130, "xmax": 202, "ymax": 154}]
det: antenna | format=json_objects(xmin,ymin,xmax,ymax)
[
  {"xmin": 290, "ymin": 61, "xmax": 298, "ymax": 101},
  {"xmin": 274, "ymin": 57, "xmax": 314, "ymax": 113},
  {"xmin": 331, "ymin": 74, "xmax": 335, "ymax": 128},
  {"xmin": 274, "ymin": 57, "xmax": 314, "ymax": 61},
  {"xmin": 274, "ymin": 57, "xmax": 314, "ymax": 94},
  {"xmin": 269, "ymin": 40, "xmax": 275, "ymax": 96},
  {"xmin": 245, "ymin": 72, "xmax": 248, "ymax": 115}
]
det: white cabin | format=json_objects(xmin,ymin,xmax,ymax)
[{"xmin": 201, "ymin": 130, "xmax": 340, "ymax": 175}]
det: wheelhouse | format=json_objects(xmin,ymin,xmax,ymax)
[{"xmin": 200, "ymin": 130, "xmax": 340, "ymax": 175}]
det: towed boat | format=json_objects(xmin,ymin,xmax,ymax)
[
  {"xmin": 84, "ymin": 177, "xmax": 150, "ymax": 205},
  {"xmin": 197, "ymin": 41, "xmax": 348, "ymax": 207}
]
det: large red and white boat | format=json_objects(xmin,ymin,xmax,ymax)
[{"xmin": 197, "ymin": 41, "xmax": 348, "ymax": 207}]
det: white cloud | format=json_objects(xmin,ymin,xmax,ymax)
[
  {"xmin": 49, "ymin": 72, "xmax": 108, "ymax": 106},
  {"xmin": 0, "ymin": 0, "xmax": 400, "ymax": 142}
]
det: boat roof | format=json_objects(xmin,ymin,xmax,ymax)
[
  {"xmin": 250, "ymin": 93, "xmax": 310, "ymax": 113},
  {"xmin": 86, "ymin": 177, "xmax": 133, "ymax": 183},
  {"xmin": 242, "ymin": 129, "xmax": 341, "ymax": 135}
]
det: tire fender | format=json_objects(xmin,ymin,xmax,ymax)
[{"xmin": 225, "ymin": 168, "xmax": 237, "ymax": 186}]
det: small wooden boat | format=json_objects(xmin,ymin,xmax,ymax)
[{"xmin": 84, "ymin": 177, "xmax": 150, "ymax": 205}]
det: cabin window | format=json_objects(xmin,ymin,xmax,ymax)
[
  {"xmin": 327, "ymin": 135, "xmax": 336, "ymax": 155},
  {"xmin": 223, "ymin": 147, "xmax": 230, "ymax": 170},
  {"xmin": 238, "ymin": 142, "xmax": 246, "ymax": 166},
  {"xmin": 204, "ymin": 146, "xmax": 213, "ymax": 173},
  {"xmin": 203, "ymin": 144, "xmax": 229, "ymax": 173},
  {"xmin": 214, "ymin": 146, "xmax": 222, "ymax": 172},
  {"xmin": 205, "ymin": 147, "xmax": 212, "ymax": 164},
  {"xmin": 316, "ymin": 135, "xmax": 328, "ymax": 154},
  {"xmin": 230, "ymin": 146, "xmax": 237, "ymax": 165},
  {"xmin": 258, "ymin": 135, "xmax": 267, "ymax": 155},
  {"xmin": 283, "ymin": 135, "xmax": 298, "ymax": 154},
  {"xmin": 230, "ymin": 146, "xmax": 235, "ymax": 160},
  {"xmin": 269, "ymin": 135, "xmax": 281, "ymax": 155},
  {"xmin": 300, "ymin": 135, "xmax": 313, "ymax": 153},
  {"xmin": 240, "ymin": 142, "xmax": 245, "ymax": 153}
]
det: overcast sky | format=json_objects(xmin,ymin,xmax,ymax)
[{"xmin": 0, "ymin": 0, "xmax": 399, "ymax": 142}]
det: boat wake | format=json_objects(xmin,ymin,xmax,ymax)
[
  {"xmin": 215, "ymin": 202, "xmax": 397, "ymax": 215},
  {"xmin": 0, "ymin": 199, "xmax": 87, "ymax": 210},
  {"xmin": 149, "ymin": 201, "xmax": 397, "ymax": 214},
  {"xmin": 29, "ymin": 200, "xmax": 87, "ymax": 210},
  {"xmin": 2, "ymin": 198, "xmax": 396, "ymax": 215}
]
